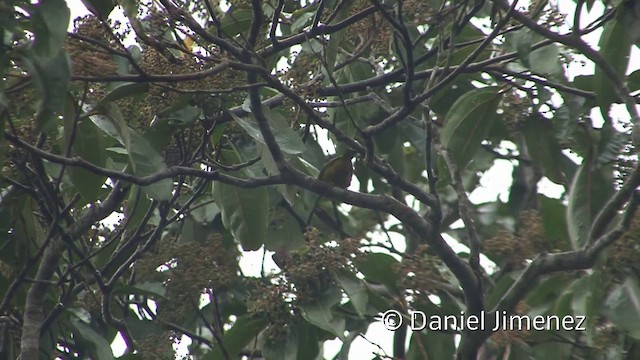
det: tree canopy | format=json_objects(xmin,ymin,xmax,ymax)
[{"xmin": 2, "ymin": 0, "xmax": 640, "ymax": 359}]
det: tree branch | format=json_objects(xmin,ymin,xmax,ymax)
[{"xmin": 20, "ymin": 183, "xmax": 128, "ymax": 358}]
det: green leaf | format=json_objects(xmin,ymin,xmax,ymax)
[
  {"xmin": 628, "ymin": 69, "xmax": 640, "ymax": 92},
  {"xmin": 206, "ymin": 316, "xmax": 268, "ymax": 360},
  {"xmin": 123, "ymin": 317, "xmax": 164, "ymax": 341},
  {"xmin": 291, "ymin": 11, "xmax": 315, "ymax": 33},
  {"xmin": 565, "ymin": 155, "xmax": 612, "ymax": 248},
  {"xmin": 440, "ymin": 86, "xmax": 501, "ymax": 169},
  {"xmin": 439, "ymin": 24, "xmax": 490, "ymax": 65},
  {"xmin": 189, "ymin": 194, "xmax": 220, "ymax": 225},
  {"xmin": 67, "ymin": 308, "xmax": 92, "ymax": 323},
  {"xmin": 91, "ymin": 103, "xmax": 173, "ymax": 200},
  {"xmin": 595, "ymin": 122, "xmax": 626, "ymax": 167},
  {"xmin": 539, "ymin": 195, "xmax": 570, "ymax": 251},
  {"xmin": 93, "ymin": 104, "xmax": 171, "ymax": 199},
  {"xmin": 406, "ymin": 330, "xmax": 455, "ymax": 360},
  {"xmin": 219, "ymin": 8, "xmax": 254, "ymax": 38},
  {"xmin": 89, "ymin": 113, "xmax": 122, "ymax": 141},
  {"xmin": 179, "ymin": 217, "xmax": 214, "ymax": 243},
  {"xmin": 11, "ymin": 197, "xmax": 46, "ymax": 262},
  {"xmin": 70, "ymin": 318, "xmax": 114, "ymax": 360},
  {"xmin": 510, "ymin": 29, "xmax": 534, "ymax": 67},
  {"xmin": 265, "ymin": 208, "xmax": 305, "ymax": 253},
  {"xmin": 334, "ymin": 271, "xmax": 368, "ymax": 318},
  {"xmin": 429, "ymin": 77, "xmax": 478, "ymax": 116},
  {"xmin": 324, "ymin": 1, "xmax": 353, "ymax": 73},
  {"xmin": 594, "ymin": 18, "xmax": 631, "ymax": 118},
  {"xmin": 604, "ymin": 278, "xmax": 640, "ymax": 340},
  {"xmin": 262, "ymin": 326, "xmax": 298, "ymax": 360},
  {"xmin": 522, "ymin": 116, "xmax": 566, "ymax": 184},
  {"xmin": 143, "ymin": 119, "xmax": 175, "ymax": 154},
  {"xmin": 160, "ymin": 103, "xmax": 201, "ymax": 128},
  {"xmin": 63, "ymin": 99, "xmax": 108, "ymax": 203},
  {"xmin": 294, "ymin": 320, "xmax": 320, "ymax": 359},
  {"xmin": 298, "ymin": 287, "xmax": 345, "ymax": 340},
  {"xmin": 300, "ymin": 38, "xmax": 324, "ymax": 54},
  {"xmin": 373, "ymin": 122, "xmax": 398, "ymax": 155},
  {"xmin": 95, "ymin": 82, "xmax": 149, "ymax": 108},
  {"xmin": 571, "ymin": 269, "xmax": 606, "ymax": 321},
  {"xmin": 113, "ymin": 282, "xmax": 166, "ymax": 298},
  {"xmin": 525, "ymin": 274, "xmax": 572, "ymax": 314},
  {"xmin": 126, "ymin": 131, "xmax": 173, "ymax": 200},
  {"xmin": 230, "ymin": 111, "xmax": 304, "ymax": 154},
  {"xmin": 80, "ymin": 0, "xmax": 116, "ymax": 18},
  {"xmin": 566, "ymin": 161, "xmax": 591, "ymax": 249},
  {"xmin": 529, "ymin": 44, "xmax": 563, "ymax": 79},
  {"xmin": 124, "ymin": 186, "xmax": 152, "ymax": 228},
  {"xmin": 30, "ymin": 0, "xmax": 70, "ymax": 57},
  {"xmin": 354, "ymin": 252, "xmax": 400, "ymax": 291},
  {"xmin": 23, "ymin": 50, "xmax": 71, "ymax": 132},
  {"xmin": 212, "ymin": 181, "xmax": 269, "ymax": 251}
]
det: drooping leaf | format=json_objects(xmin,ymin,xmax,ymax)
[
  {"xmin": 30, "ymin": 0, "xmax": 70, "ymax": 57},
  {"xmin": 594, "ymin": 17, "xmax": 632, "ymax": 118},
  {"xmin": 429, "ymin": 75, "xmax": 479, "ymax": 115},
  {"xmin": 298, "ymin": 287, "xmax": 346, "ymax": 340},
  {"xmin": 354, "ymin": 252, "xmax": 400, "ymax": 291},
  {"xmin": 89, "ymin": 112, "xmax": 122, "ymax": 141},
  {"xmin": 212, "ymin": 180, "xmax": 269, "ymax": 251},
  {"xmin": 22, "ymin": 50, "xmax": 71, "ymax": 132},
  {"xmin": 440, "ymin": 86, "xmax": 501, "ymax": 169},
  {"xmin": 91, "ymin": 105, "xmax": 173, "ymax": 199},
  {"xmin": 530, "ymin": 44, "xmax": 563, "ymax": 79},
  {"xmin": 509, "ymin": 29, "xmax": 534, "ymax": 67},
  {"xmin": 324, "ymin": 1, "xmax": 353, "ymax": 73},
  {"xmin": 566, "ymin": 160, "xmax": 592, "ymax": 249},
  {"xmin": 539, "ymin": 195, "xmax": 570, "ymax": 251},
  {"xmin": 604, "ymin": 278, "xmax": 640, "ymax": 340},
  {"xmin": 406, "ymin": 330, "xmax": 455, "ymax": 360},
  {"xmin": 595, "ymin": 122, "xmax": 627, "ymax": 167},
  {"xmin": 219, "ymin": 8, "xmax": 254, "ymax": 38},
  {"xmin": 80, "ymin": 0, "xmax": 116, "ymax": 18},
  {"xmin": 294, "ymin": 320, "xmax": 320, "ymax": 360},
  {"xmin": 160, "ymin": 103, "xmax": 201, "ymax": 128},
  {"xmin": 63, "ymin": 98, "xmax": 108, "ymax": 203},
  {"xmin": 565, "ymin": 154, "xmax": 612, "ymax": 248},
  {"xmin": 262, "ymin": 326, "xmax": 298, "ymax": 360},
  {"xmin": 440, "ymin": 23, "xmax": 491, "ymax": 65},
  {"xmin": 373, "ymin": 121, "xmax": 398, "ymax": 155},
  {"xmin": 9, "ymin": 197, "xmax": 45, "ymax": 264},
  {"xmin": 522, "ymin": 115, "xmax": 566, "ymax": 184},
  {"xmin": 334, "ymin": 271, "xmax": 368, "ymax": 318},
  {"xmin": 69, "ymin": 318, "xmax": 114, "ymax": 360},
  {"xmin": 229, "ymin": 111, "xmax": 304, "ymax": 154},
  {"xmin": 206, "ymin": 316, "xmax": 269, "ymax": 360},
  {"xmin": 628, "ymin": 69, "xmax": 640, "ymax": 92},
  {"xmin": 125, "ymin": 130, "xmax": 173, "ymax": 200},
  {"xmin": 123, "ymin": 317, "xmax": 165, "ymax": 342},
  {"xmin": 95, "ymin": 82, "xmax": 149, "ymax": 109},
  {"xmin": 265, "ymin": 208, "xmax": 305, "ymax": 254},
  {"xmin": 291, "ymin": 10, "xmax": 315, "ymax": 33},
  {"xmin": 188, "ymin": 194, "xmax": 220, "ymax": 225}
]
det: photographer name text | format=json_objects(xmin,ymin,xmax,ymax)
[{"xmin": 382, "ymin": 310, "xmax": 586, "ymax": 332}]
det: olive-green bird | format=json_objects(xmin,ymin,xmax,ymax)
[
  {"xmin": 306, "ymin": 150, "xmax": 356, "ymax": 226},
  {"xmin": 317, "ymin": 149, "xmax": 356, "ymax": 189}
]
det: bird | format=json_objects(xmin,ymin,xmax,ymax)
[
  {"xmin": 306, "ymin": 149, "xmax": 356, "ymax": 226},
  {"xmin": 317, "ymin": 149, "xmax": 356, "ymax": 189}
]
